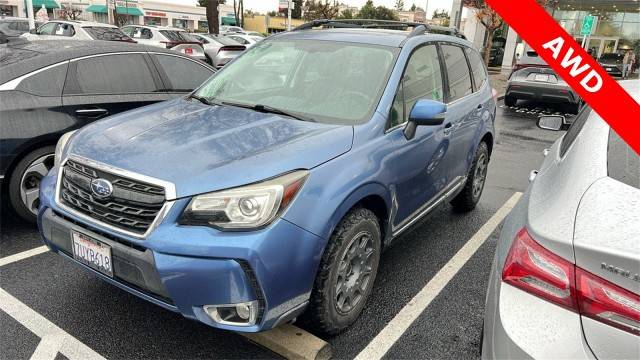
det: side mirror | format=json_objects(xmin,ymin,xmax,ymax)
[
  {"xmin": 537, "ymin": 115, "xmax": 568, "ymax": 131},
  {"xmin": 404, "ymin": 99, "xmax": 446, "ymax": 140},
  {"xmin": 29, "ymin": 28, "xmax": 38, "ymax": 34}
]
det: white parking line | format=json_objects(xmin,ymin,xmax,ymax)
[
  {"xmin": 0, "ymin": 246, "xmax": 49, "ymax": 267},
  {"xmin": 354, "ymin": 192, "xmax": 523, "ymax": 360},
  {"xmin": 0, "ymin": 287, "xmax": 106, "ymax": 360}
]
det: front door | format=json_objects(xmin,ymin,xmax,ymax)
[{"xmin": 385, "ymin": 44, "xmax": 453, "ymax": 230}]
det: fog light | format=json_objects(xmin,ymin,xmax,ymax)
[{"xmin": 203, "ymin": 301, "xmax": 259, "ymax": 326}]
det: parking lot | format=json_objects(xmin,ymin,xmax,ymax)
[{"xmin": 0, "ymin": 98, "xmax": 570, "ymax": 360}]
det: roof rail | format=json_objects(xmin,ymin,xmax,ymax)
[{"xmin": 292, "ymin": 19, "xmax": 466, "ymax": 40}]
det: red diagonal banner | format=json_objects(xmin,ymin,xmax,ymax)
[{"xmin": 485, "ymin": 0, "xmax": 640, "ymax": 154}]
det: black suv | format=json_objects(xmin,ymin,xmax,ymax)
[{"xmin": 0, "ymin": 39, "xmax": 215, "ymax": 222}]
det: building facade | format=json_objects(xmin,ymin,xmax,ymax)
[{"xmin": 452, "ymin": 0, "xmax": 640, "ymax": 72}]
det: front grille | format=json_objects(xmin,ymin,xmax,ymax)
[{"xmin": 59, "ymin": 159, "xmax": 166, "ymax": 235}]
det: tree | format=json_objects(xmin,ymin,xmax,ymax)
[
  {"xmin": 468, "ymin": 0, "xmax": 503, "ymax": 65},
  {"xmin": 432, "ymin": 9, "xmax": 450, "ymax": 26},
  {"xmin": 410, "ymin": 3, "xmax": 416, "ymax": 11},
  {"xmin": 338, "ymin": 8, "xmax": 354, "ymax": 19},
  {"xmin": 197, "ymin": 0, "xmax": 226, "ymax": 34},
  {"xmin": 60, "ymin": 4, "xmax": 82, "ymax": 20},
  {"xmin": 302, "ymin": 0, "xmax": 340, "ymax": 21},
  {"xmin": 292, "ymin": 0, "xmax": 303, "ymax": 19},
  {"xmin": 357, "ymin": 1, "xmax": 400, "ymax": 21},
  {"xmin": 395, "ymin": 0, "xmax": 404, "ymax": 11}
]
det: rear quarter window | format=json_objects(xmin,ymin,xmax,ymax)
[{"xmin": 608, "ymin": 130, "xmax": 640, "ymax": 189}]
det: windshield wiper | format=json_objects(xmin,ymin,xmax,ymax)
[
  {"xmin": 188, "ymin": 94, "xmax": 214, "ymax": 106},
  {"xmin": 219, "ymin": 101, "xmax": 315, "ymax": 122}
]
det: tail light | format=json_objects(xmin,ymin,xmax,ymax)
[
  {"xmin": 512, "ymin": 63, "xmax": 549, "ymax": 72},
  {"xmin": 503, "ymin": 228, "xmax": 640, "ymax": 335},
  {"xmin": 218, "ymin": 45, "xmax": 246, "ymax": 53},
  {"xmin": 184, "ymin": 47, "xmax": 193, "ymax": 55}
]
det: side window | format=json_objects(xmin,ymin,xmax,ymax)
[
  {"xmin": 389, "ymin": 44, "xmax": 443, "ymax": 127},
  {"xmin": 195, "ymin": 35, "xmax": 209, "ymax": 44},
  {"xmin": 441, "ymin": 44, "xmax": 473, "ymax": 101},
  {"xmin": 67, "ymin": 54, "xmax": 157, "ymax": 95},
  {"xmin": 54, "ymin": 23, "xmax": 75, "ymax": 37},
  {"xmin": 465, "ymin": 47, "xmax": 487, "ymax": 91},
  {"xmin": 17, "ymin": 62, "xmax": 68, "ymax": 97},
  {"xmin": 389, "ymin": 81, "xmax": 404, "ymax": 128},
  {"xmin": 37, "ymin": 22, "xmax": 56, "ymax": 35},
  {"xmin": 121, "ymin": 26, "xmax": 134, "ymax": 37},
  {"xmin": 560, "ymin": 106, "xmax": 591, "ymax": 157},
  {"xmin": 140, "ymin": 28, "xmax": 152, "ymax": 39},
  {"xmin": 153, "ymin": 54, "xmax": 214, "ymax": 92},
  {"xmin": 230, "ymin": 36, "xmax": 248, "ymax": 45}
]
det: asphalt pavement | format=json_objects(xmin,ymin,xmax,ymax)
[{"xmin": 0, "ymin": 99, "xmax": 566, "ymax": 360}]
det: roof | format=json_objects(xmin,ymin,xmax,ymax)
[
  {"xmin": 270, "ymin": 28, "xmax": 469, "ymax": 48},
  {"xmin": 130, "ymin": 24, "xmax": 186, "ymax": 31},
  {"xmin": 0, "ymin": 39, "xmax": 178, "ymax": 85}
]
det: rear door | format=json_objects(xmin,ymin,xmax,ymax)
[
  {"xmin": 439, "ymin": 43, "xmax": 477, "ymax": 181},
  {"xmin": 62, "ymin": 52, "xmax": 170, "ymax": 125},
  {"xmin": 573, "ymin": 131, "xmax": 640, "ymax": 359}
]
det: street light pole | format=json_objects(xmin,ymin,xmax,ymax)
[
  {"xmin": 26, "ymin": 0, "xmax": 35, "ymax": 29},
  {"xmin": 287, "ymin": 0, "xmax": 292, "ymax": 31}
]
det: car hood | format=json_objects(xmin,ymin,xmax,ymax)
[{"xmin": 69, "ymin": 98, "xmax": 354, "ymax": 199}]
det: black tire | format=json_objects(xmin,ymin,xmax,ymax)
[
  {"xmin": 8, "ymin": 146, "xmax": 56, "ymax": 223},
  {"xmin": 504, "ymin": 95, "xmax": 516, "ymax": 107},
  {"xmin": 303, "ymin": 207, "xmax": 381, "ymax": 335},
  {"xmin": 451, "ymin": 141, "xmax": 489, "ymax": 213}
]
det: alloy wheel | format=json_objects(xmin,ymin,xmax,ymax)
[
  {"xmin": 334, "ymin": 231, "xmax": 376, "ymax": 314},
  {"xmin": 472, "ymin": 153, "xmax": 488, "ymax": 199},
  {"xmin": 20, "ymin": 153, "xmax": 55, "ymax": 216}
]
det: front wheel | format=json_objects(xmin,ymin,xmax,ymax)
[
  {"xmin": 8, "ymin": 146, "xmax": 56, "ymax": 223},
  {"xmin": 451, "ymin": 141, "xmax": 489, "ymax": 212},
  {"xmin": 304, "ymin": 207, "xmax": 381, "ymax": 335}
]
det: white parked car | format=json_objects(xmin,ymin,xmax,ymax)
[
  {"xmin": 121, "ymin": 25, "xmax": 206, "ymax": 62},
  {"xmin": 220, "ymin": 25, "xmax": 244, "ymax": 34},
  {"xmin": 22, "ymin": 20, "xmax": 134, "ymax": 42},
  {"xmin": 189, "ymin": 33, "xmax": 246, "ymax": 68},
  {"xmin": 225, "ymin": 33, "xmax": 264, "ymax": 48}
]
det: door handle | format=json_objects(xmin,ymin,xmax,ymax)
[
  {"xmin": 443, "ymin": 122, "xmax": 453, "ymax": 136},
  {"xmin": 75, "ymin": 108, "xmax": 108, "ymax": 117}
]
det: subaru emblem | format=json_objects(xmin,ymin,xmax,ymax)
[{"xmin": 90, "ymin": 178, "xmax": 113, "ymax": 198}]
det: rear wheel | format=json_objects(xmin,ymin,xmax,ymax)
[
  {"xmin": 451, "ymin": 141, "xmax": 489, "ymax": 212},
  {"xmin": 504, "ymin": 95, "xmax": 516, "ymax": 107},
  {"xmin": 304, "ymin": 207, "xmax": 381, "ymax": 335},
  {"xmin": 8, "ymin": 146, "xmax": 55, "ymax": 223}
]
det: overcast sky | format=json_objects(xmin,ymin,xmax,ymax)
[{"xmin": 156, "ymin": 1, "xmax": 455, "ymax": 19}]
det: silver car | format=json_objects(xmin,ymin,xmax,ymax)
[
  {"xmin": 482, "ymin": 80, "xmax": 639, "ymax": 359},
  {"xmin": 506, "ymin": 45, "xmax": 581, "ymax": 113},
  {"xmin": 190, "ymin": 33, "xmax": 245, "ymax": 68}
]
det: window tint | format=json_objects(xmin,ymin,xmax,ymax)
[
  {"xmin": 54, "ymin": 23, "xmax": 75, "ymax": 37},
  {"xmin": 83, "ymin": 27, "xmax": 132, "ymax": 42},
  {"xmin": 193, "ymin": 34, "xmax": 209, "ymax": 44},
  {"xmin": 18, "ymin": 62, "xmax": 68, "ymax": 96},
  {"xmin": 560, "ymin": 106, "xmax": 591, "ymax": 156},
  {"xmin": 206, "ymin": 34, "xmax": 241, "ymax": 46},
  {"xmin": 441, "ymin": 44, "xmax": 473, "ymax": 101},
  {"xmin": 229, "ymin": 36, "xmax": 249, "ymax": 45},
  {"xmin": 37, "ymin": 22, "xmax": 56, "ymax": 35},
  {"xmin": 607, "ymin": 130, "xmax": 639, "ymax": 189},
  {"xmin": 389, "ymin": 45, "xmax": 443, "ymax": 127},
  {"xmin": 70, "ymin": 54, "xmax": 157, "ymax": 95},
  {"xmin": 154, "ymin": 55, "xmax": 213, "ymax": 91},
  {"xmin": 160, "ymin": 30, "xmax": 198, "ymax": 42},
  {"xmin": 465, "ymin": 47, "xmax": 487, "ymax": 90}
]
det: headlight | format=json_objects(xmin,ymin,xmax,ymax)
[
  {"xmin": 54, "ymin": 130, "xmax": 77, "ymax": 168},
  {"xmin": 179, "ymin": 170, "xmax": 309, "ymax": 230}
]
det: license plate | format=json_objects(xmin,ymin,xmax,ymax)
[
  {"xmin": 72, "ymin": 231, "xmax": 113, "ymax": 277},
  {"xmin": 534, "ymin": 74, "xmax": 549, "ymax": 82}
]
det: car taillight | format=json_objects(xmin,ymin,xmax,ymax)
[
  {"xmin": 184, "ymin": 47, "xmax": 193, "ymax": 55},
  {"xmin": 502, "ymin": 228, "xmax": 640, "ymax": 336},
  {"xmin": 502, "ymin": 228, "xmax": 577, "ymax": 310},
  {"xmin": 576, "ymin": 268, "xmax": 640, "ymax": 336}
]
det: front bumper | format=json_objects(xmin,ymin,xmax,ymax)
[
  {"xmin": 506, "ymin": 81, "xmax": 580, "ymax": 105},
  {"xmin": 38, "ymin": 171, "xmax": 324, "ymax": 332}
]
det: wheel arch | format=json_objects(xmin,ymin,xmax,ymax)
[{"xmin": 2, "ymin": 134, "xmax": 60, "ymax": 192}]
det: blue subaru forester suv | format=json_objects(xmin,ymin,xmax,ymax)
[{"xmin": 38, "ymin": 20, "xmax": 495, "ymax": 334}]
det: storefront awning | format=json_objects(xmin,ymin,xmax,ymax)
[
  {"xmin": 221, "ymin": 16, "xmax": 236, "ymax": 25},
  {"xmin": 31, "ymin": 0, "xmax": 60, "ymax": 9},
  {"xmin": 85, "ymin": 5, "xmax": 107, "ymax": 13},
  {"xmin": 116, "ymin": 7, "xmax": 143, "ymax": 16}
]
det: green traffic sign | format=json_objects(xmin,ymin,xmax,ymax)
[{"xmin": 581, "ymin": 15, "xmax": 595, "ymax": 35}]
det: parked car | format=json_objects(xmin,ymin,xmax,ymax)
[
  {"xmin": 38, "ymin": 21, "xmax": 495, "ymax": 334},
  {"xmin": 505, "ymin": 45, "xmax": 581, "ymax": 113},
  {"xmin": 189, "ymin": 33, "xmax": 245, "ymax": 68},
  {"xmin": 0, "ymin": 40, "xmax": 215, "ymax": 222},
  {"xmin": 0, "ymin": 17, "xmax": 41, "ymax": 43},
  {"xmin": 598, "ymin": 52, "xmax": 624, "ymax": 78},
  {"xmin": 220, "ymin": 25, "xmax": 244, "ymax": 34},
  {"xmin": 482, "ymin": 80, "xmax": 639, "ymax": 359},
  {"xmin": 120, "ymin": 25, "xmax": 206, "ymax": 61},
  {"xmin": 225, "ymin": 33, "xmax": 263, "ymax": 48},
  {"xmin": 22, "ymin": 20, "xmax": 134, "ymax": 43},
  {"xmin": 245, "ymin": 31, "xmax": 265, "ymax": 38}
]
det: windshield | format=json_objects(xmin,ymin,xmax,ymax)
[
  {"xmin": 160, "ymin": 30, "xmax": 199, "ymax": 42},
  {"xmin": 194, "ymin": 40, "xmax": 398, "ymax": 125}
]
